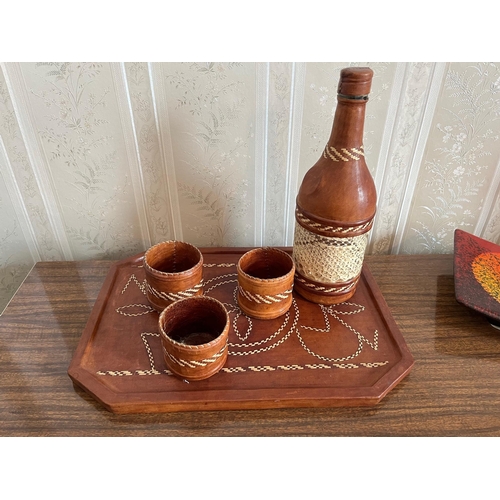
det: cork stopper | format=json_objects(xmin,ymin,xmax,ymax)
[{"xmin": 337, "ymin": 67, "xmax": 373, "ymax": 97}]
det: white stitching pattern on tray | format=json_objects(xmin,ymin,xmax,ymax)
[{"xmin": 98, "ymin": 263, "xmax": 385, "ymax": 377}]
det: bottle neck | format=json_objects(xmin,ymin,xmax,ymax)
[{"xmin": 326, "ymin": 96, "xmax": 367, "ymax": 151}]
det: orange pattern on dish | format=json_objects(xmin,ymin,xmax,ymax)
[{"xmin": 472, "ymin": 252, "xmax": 500, "ymax": 303}]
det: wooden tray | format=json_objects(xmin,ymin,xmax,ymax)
[{"xmin": 68, "ymin": 248, "xmax": 414, "ymax": 413}]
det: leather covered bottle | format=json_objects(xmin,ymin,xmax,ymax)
[{"xmin": 292, "ymin": 67, "xmax": 376, "ymax": 305}]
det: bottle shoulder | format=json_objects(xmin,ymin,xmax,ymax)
[{"xmin": 296, "ymin": 157, "xmax": 377, "ymax": 224}]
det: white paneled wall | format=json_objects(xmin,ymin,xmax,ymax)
[{"xmin": 1, "ymin": 62, "xmax": 500, "ymax": 313}]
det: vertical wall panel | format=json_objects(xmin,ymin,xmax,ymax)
[
  {"xmin": 123, "ymin": 62, "xmax": 176, "ymax": 244},
  {"xmin": 161, "ymin": 62, "xmax": 256, "ymax": 247},
  {"xmin": 0, "ymin": 137, "xmax": 40, "ymax": 261},
  {"xmin": 370, "ymin": 63, "xmax": 435, "ymax": 254},
  {"xmin": 16, "ymin": 62, "xmax": 144, "ymax": 259},
  {"xmin": 3, "ymin": 63, "xmax": 74, "ymax": 260},
  {"xmin": 391, "ymin": 63, "xmax": 448, "ymax": 254},
  {"xmin": 148, "ymin": 62, "xmax": 183, "ymax": 241},
  {"xmin": 284, "ymin": 62, "xmax": 306, "ymax": 246},
  {"xmin": 262, "ymin": 62, "xmax": 294, "ymax": 246},
  {"xmin": 253, "ymin": 62, "xmax": 269, "ymax": 247},
  {"xmin": 371, "ymin": 63, "xmax": 407, "ymax": 198},
  {"xmin": 0, "ymin": 161, "xmax": 35, "ymax": 314},
  {"xmin": 475, "ymin": 155, "xmax": 500, "ymax": 240},
  {"xmin": 1, "ymin": 63, "xmax": 68, "ymax": 261},
  {"xmin": 402, "ymin": 62, "xmax": 500, "ymax": 254},
  {"xmin": 110, "ymin": 62, "xmax": 152, "ymax": 250},
  {"xmin": 482, "ymin": 164, "xmax": 500, "ymax": 244}
]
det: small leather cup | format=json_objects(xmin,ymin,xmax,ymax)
[
  {"xmin": 237, "ymin": 247, "xmax": 295, "ymax": 320},
  {"xmin": 144, "ymin": 241, "xmax": 203, "ymax": 312},
  {"xmin": 159, "ymin": 296, "xmax": 229, "ymax": 381}
]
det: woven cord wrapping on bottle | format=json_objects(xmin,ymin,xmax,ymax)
[
  {"xmin": 293, "ymin": 205, "xmax": 372, "ymax": 287},
  {"xmin": 293, "ymin": 223, "xmax": 369, "ymax": 285}
]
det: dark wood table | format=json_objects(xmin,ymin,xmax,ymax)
[{"xmin": 1, "ymin": 253, "xmax": 500, "ymax": 436}]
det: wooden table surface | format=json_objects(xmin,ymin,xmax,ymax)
[{"xmin": 1, "ymin": 253, "xmax": 500, "ymax": 436}]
